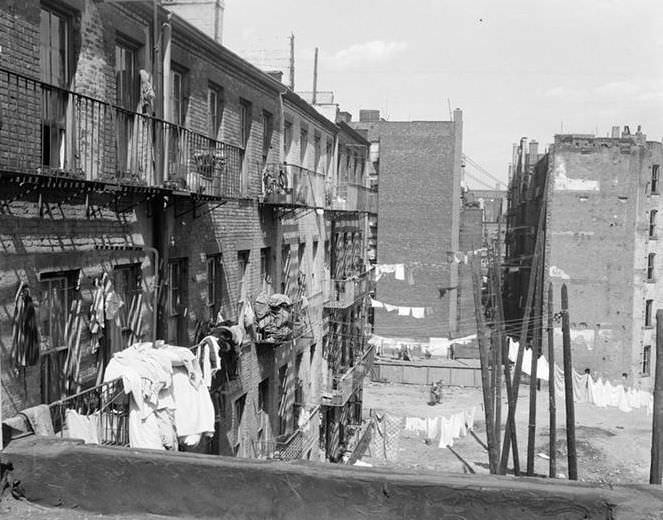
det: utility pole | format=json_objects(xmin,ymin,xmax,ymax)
[
  {"xmin": 650, "ymin": 309, "xmax": 663, "ymax": 484},
  {"xmin": 547, "ymin": 283, "xmax": 557, "ymax": 478},
  {"xmin": 289, "ymin": 33, "xmax": 295, "ymax": 90},
  {"xmin": 471, "ymin": 254, "xmax": 498, "ymax": 473},
  {"xmin": 312, "ymin": 47, "xmax": 319, "ymax": 105},
  {"xmin": 561, "ymin": 283, "xmax": 577, "ymax": 480}
]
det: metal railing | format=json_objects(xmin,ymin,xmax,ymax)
[
  {"xmin": 0, "ymin": 66, "xmax": 243, "ymax": 198},
  {"xmin": 263, "ymin": 405, "xmax": 320, "ymax": 460},
  {"xmin": 321, "ymin": 344, "xmax": 375, "ymax": 407},
  {"xmin": 262, "ymin": 162, "xmax": 325, "ymax": 208},
  {"xmin": 49, "ymin": 377, "xmax": 130, "ymax": 447}
]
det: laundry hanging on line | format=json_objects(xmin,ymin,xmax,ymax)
[
  {"xmin": 370, "ymin": 298, "xmax": 429, "ymax": 319},
  {"xmin": 403, "ymin": 407, "xmax": 476, "ymax": 448}
]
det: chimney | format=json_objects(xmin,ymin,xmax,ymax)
[
  {"xmin": 163, "ymin": 0, "xmax": 225, "ymax": 44},
  {"xmin": 359, "ymin": 109, "xmax": 380, "ymax": 122},
  {"xmin": 611, "ymin": 126, "xmax": 620, "ymax": 138},
  {"xmin": 453, "ymin": 108, "xmax": 462, "ymax": 123}
]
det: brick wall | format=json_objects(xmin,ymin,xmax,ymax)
[{"xmin": 353, "ymin": 119, "xmax": 462, "ymax": 340}]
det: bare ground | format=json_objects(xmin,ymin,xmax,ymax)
[{"xmin": 361, "ymin": 380, "xmax": 653, "ymax": 485}]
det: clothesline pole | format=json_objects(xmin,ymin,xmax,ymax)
[
  {"xmin": 561, "ymin": 284, "xmax": 578, "ymax": 480},
  {"xmin": 547, "ymin": 283, "xmax": 557, "ymax": 478},
  {"xmin": 490, "ymin": 247, "xmax": 504, "ymax": 457},
  {"xmin": 526, "ymin": 256, "xmax": 544, "ymax": 476},
  {"xmin": 471, "ymin": 254, "xmax": 498, "ymax": 473},
  {"xmin": 649, "ymin": 309, "xmax": 663, "ymax": 484}
]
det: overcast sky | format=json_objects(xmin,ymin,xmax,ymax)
[{"xmin": 224, "ymin": 0, "xmax": 663, "ymax": 188}]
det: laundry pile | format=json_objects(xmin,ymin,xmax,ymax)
[
  {"xmin": 507, "ymin": 339, "xmax": 653, "ymax": 414},
  {"xmin": 254, "ymin": 293, "xmax": 293, "ymax": 342},
  {"xmin": 103, "ymin": 341, "xmax": 216, "ymax": 450},
  {"xmin": 404, "ymin": 407, "xmax": 476, "ymax": 448}
]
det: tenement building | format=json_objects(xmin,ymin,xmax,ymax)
[
  {"xmin": 352, "ymin": 109, "xmax": 473, "ymax": 344},
  {"xmin": 504, "ymin": 129, "xmax": 663, "ymax": 386},
  {"xmin": 0, "ymin": 0, "xmax": 376, "ymax": 461}
]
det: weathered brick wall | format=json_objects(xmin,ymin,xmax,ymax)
[{"xmin": 356, "ymin": 119, "xmax": 462, "ymax": 340}]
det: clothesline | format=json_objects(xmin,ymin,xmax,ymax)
[
  {"xmin": 370, "ymin": 297, "xmax": 431, "ymax": 319},
  {"xmin": 403, "ymin": 407, "xmax": 476, "ymax": 448},
  {"xmin": 507, "ymin": 339, "xmax": 653, "ymax": 415}
]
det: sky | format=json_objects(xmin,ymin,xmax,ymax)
[{"xmin": 223, "ymin": 0, "xmax": 663, "ymax": 188}]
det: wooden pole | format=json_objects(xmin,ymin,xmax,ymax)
[
  {"xmin": 491, "ymin": 248, "xmax": 503, "ymax": 457},
  {"xmin": 312, "ymin": 47, "xmax": 319, "ymax": 105},
  {"xmin": 650, "ymin": 309, "xmax": 663, "ymax": 484},
  {"xmin": 547, "ymin": 283, "xmax": 557, "ymax": 478},
  {"xmin": 499, "ymin": 220, "xmax": 543, "ymax": 474},
  {"xmin": 289, "ymin": 33, "xmax": 295, "ymax": 90},
  {"xmin": 502, "ymin": 351, "xmax": 520, "ymax": 475},
  {"xmin": 561, "ymin": 283, "xmax": 577, "ymax": 480},
  {"xmin": 471, "ymin": 254, "xmax": 498, "ymax": 473},
  {"xmin": 526, "ymin": 259, "xmax": 543, "ymax": 475}
]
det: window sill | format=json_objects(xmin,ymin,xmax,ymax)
[{"xmin": 643, "ymin": 325, "xmax": 655, "ymax": 330}]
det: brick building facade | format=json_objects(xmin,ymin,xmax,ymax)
[
  {"xmin": 352, "ymin": 109, "xmax": 467, "ymax": 343},
  {"xmin": 0, "ymin": 0, "xmax": 376, "ymax": 462},
  {"xmin": 504, "ymin": 130, "xmax": 663, "ymax": 385}
]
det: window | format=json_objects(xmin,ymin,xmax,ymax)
[
  {"xmin": 648, "ymin": 253, "xmax": 656, "ymax": 281},
  {"xmin": 258, "ymin": 378, "xmax": 269, "ymax": 413},
  {"xmin": 298, "ymin": 242, "xmax": 306, "ymax": 273},
  {"xmin": 645, "ymin": 299, "xmax": 654, "ymax": 327},
  {"xmin": 233, "ymin": 393, "xmax": 247, "ymax": 455},
  {"xmin": 115, "ymin": 41, "xmax": 137, "ymax": 110},
  {"xmin": 239, "ymin": 99, "xmax": 252, "ymax": 193},
  {"xmin": 239, "ymin": 99, "xmax": 252, "ymax": 149},
  {"xmin": 326, "ymin": 139, "xmax": 333, "ymax": 174},
  {"xmin": 650, "ymin": 210, "xmax": 658, "ymax": 238},
  {"xmin": 312, "ymin": 240, "xmax": 319, "ymax": 291},
  {"xmin": 293, "ymin": 353, "xmax": 303, "ymax": 426},
  {"xmin": 207, "ymin": 254, "xmax": 228, "ymax": 322},
  {"xmin": 260, "ymin": 247, "xmax": 272, "ymax": 294},
  {"xmin": 652, "ymin": 165, "xmax": 660, "ymax": 194},
  {"xmin": 40, "ymin": 7, "xmax": 70, "ymax": 87},
  {"xmin": 40, "ymin": 7, "xmax": 71, "ymax": 169},
  {"xmin": 643, "ymin": 345, "xmax": 652, "ymax": 376},
  {"xmin": 208, "ymin": 84, "xmax": 223, "ymax": 139},
  {"xmin": 237, "ymin": 250, "xmax": 250, "ymax": 300},
  {"xmin": 167, "ymin": 259, "xmax": 188, "ymax": 344},
  {"xmin": 277, "ymin": 364, "xmax": 288, "ymax": 435},
  {"xmin": 262, "ymin": 110, "xmax": 273, "ymax": 166},
  {"xmin": 39, "ymin": 269, "xmax": 79, "ymax": 350},
  {"xmin": 283, "ymin": 121, "xmax": 293, "ymax": 159},
  {"xmin": 314, "ymin": 134, "xmax": 321, "ymax": 172},
  {"xmin": 170, "ymin": 69, "xmax": 184, "ymax": 126},
  {"xmin": 300, "ymin": 128, "xmax": 308, "ymax": 166}
]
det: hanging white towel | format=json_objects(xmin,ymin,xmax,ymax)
[
  {"xmin": 508, "ymin": 338, "xmax": 519, "ymax": 363},
  {"xmin": 411, "ymin": 307, "xmax": 425, "ymax": 319},
  {"xmin": 384, "ymin": 303, "xmax": 397, "ymax": 312},
  {"xmin": 371, "ymin": 298, "xmax": 384, "ymax": 308},
  {"xmin": 398, "ymin": 306, "xmax": 411, "ymax": 317},
  {"xmin": 394, "ymin": 264, "xmax": 405, "ymax": 280}
]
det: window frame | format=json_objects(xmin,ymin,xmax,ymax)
[
  {"xmin": 645, "ymin": 298, "xmax": 654, "ymax": 327},
  {"xmin": 643, "ymin": 345, "xmax": 652, "ymax": 376},
  {"xmin": 647, "ymin": 252, "xmax": 656, "ymax": 281},
  {"xmin": 300, "ymin": 127, "xmax": 308, "ymax": 167},
  {"xmin": 650, "ymin": 210, "xmax": 658, "ymax": 238},
  {"xmin": 262, "ymin": 110, "xmax": 273, "ymax": 166},
  {"xmin": 114, "ymin": 38, "xmax": 139, "ymax": 110},
  {"xmin": 652, "ymin": 165, "xmax": 660, "ymax": 195},
  {"xmin": 40, "ymin": 5, "xmax": 71, "ymax": 87},
  {"xmin": 260, "ymin": 247, "xmax": 272, "ymax": 294},
  {"xmin": 167, "ymin": 258, "xmax": 188, "ymax": 317},
  {"xmin": 39, "ymin": 269, "xmax": 79, "ymax": 350},
  {"xmin": 207, "ymin": 83, "xmax": 224, "ymax": 139}
]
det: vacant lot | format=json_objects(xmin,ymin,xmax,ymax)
[{"xmin": 362, "ymin": 380, "xmax": 653, "ymax": 485}]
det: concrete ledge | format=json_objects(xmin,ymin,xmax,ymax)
[{"xmin": 5, "ymin": 437, "xmax": 663, "ymax": 519}]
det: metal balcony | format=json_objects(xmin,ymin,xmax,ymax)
[
  {"xmin": 327, "ymin": 183, "xmax": 378, "ymax": 214},
  {"xmin": 0, "ymin": 67, "xmax": 242, "ymax": 199},
  {"xmin": 321, "ymin": 344, "xmax": 375, "ymax": 407},
  {"xmin": 262, "ymin": 163, "xmax": 325, "ymax": 208}
]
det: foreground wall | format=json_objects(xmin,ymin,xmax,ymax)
[{"xmin": 5, "ymin": 437, "xmax": 662, "ymax": 519}]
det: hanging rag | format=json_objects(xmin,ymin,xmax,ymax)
[
  {"xmin": 11, "ymin": 284, "xmax": 40, "ymax": 368},
  {"xmin": 384, "ymin": 304, "xmax": 397, "ymax": 312},
  {"xmin": 65, "ymin": 409, "xmax": 100, "ymax": 444},
  {"xmin": 19, "ymin": 404, "xmax": 55, "ymax": 436},
  {"xmin": 398, "ymin": 306, "xmax": 411, "ymax": 317},
  {"xmin": 370, "ymin": 298, "xmax": 384, "ymax": 309},
  {"xmin": 394, "ymin": 264, "xmax": 405, "ymax": 281}
]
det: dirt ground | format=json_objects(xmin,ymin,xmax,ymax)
[{"xmin": 361, "ymin": 380, "xmax": 653, "ymax": 485}]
